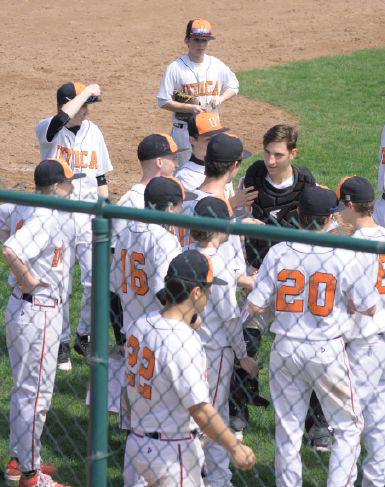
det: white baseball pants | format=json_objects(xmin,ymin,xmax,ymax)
[
  {"xmin": 170, "ymin": 125, "xmax": 192, "ymax": 167},
  {"xmin": 373, "ymin": 195, "xmax": 385, "ymax": 228},
  {"xmin": 346, "ymin": 335, "xmax": 385, "ymax": 487},
  {"xmin": 204, "ymin": 347, "xmax": 234, "ymax": 487},
  {"xmin": 5, "ymin": 293, "xmax": 62, "ymax": 472},
  {"xmin": 269, "ymin": 336, "xmax": 363, "ymax": 487},
  {"xmin": 126, "ymin": 433, "xmax": 204, "ymax": 487}
]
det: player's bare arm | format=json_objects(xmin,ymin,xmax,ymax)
[
  {"xmin": 161, "ymin": 100, "xmax": 206, "ymax": 114},
  {"xmin": 239, "ymin": 356, "xmax": 259, "ymax": 378},
  {"xmin": 248, "ymin": 301, "xmax": 271, "ymax": 315},
  {"xmin": 235, "ymin": 272, "xmax": 256, "ymax": 289},
  {"xmin": 2, "ymin": 247, "xmax": 41, "ymax": 293},
  {"xmin": 0, "ymin": 229, "xmax": 10, "ymax": 242},
  {"xmin": 188, "ymin": 402, "xmax": 255, "ymax": 470},
  {"xmin": 97, "ymin": 185, "xmax": 109, "ymax": 198},
  {"xmin": 61, "ymin": 84, "xmax": 101, "ymax": 119}
]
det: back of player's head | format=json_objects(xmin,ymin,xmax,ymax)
[
  {"xmin": 56, "ymin": 81, "xmax": 101, "ymax": 110},
  {"xmin": 138, "ymin": 133, "xmax": 189, "ymax": 162},
  {"xmin": 298, "ymin": 186, "xmax": 339, "ymax": 230},
  {"xmin": 263, "ymin": 124, "xmax": 298, "ymax": 151},
  {"xmin": 164, "ymin": 250, "xmax": 226, "ymax": 304},
  {"xmin": 144, "ymin": 175, "xmax": 196, "ymax": 210},
  {"xmin": 191, "ymin": 196, "xmax": 233, "ymax": 242},
  {"xmin": 337, "ymin": 175, "xmax": 375, "ymax": 216},
  {"xmin": 204, "ymin": 133, "xmax": 252, "ymax": 177},
  {"xmin": 188, "ymin": 113, "xmax": 229, "ymax": 138},
  {"xmin": 185, "ymin": 19, "xmax": 216, "ymax": 40}
]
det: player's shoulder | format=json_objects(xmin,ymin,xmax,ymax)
[
  {"xmin": 117, "ymin": 184, "xmax": 145, "ymax": 208},
  {"xmin": 293, "ymin": 165, "xmax": 316, "ymax": 183},
  {"xmin": 35, "ymin": 116, "xmax": 53, "ymax": 132}
]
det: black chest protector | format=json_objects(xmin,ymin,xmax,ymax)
[{"xmin": 243, "ymin": 160, "xmax": 316, "ymax": 268}]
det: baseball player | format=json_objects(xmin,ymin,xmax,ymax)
[
  {"xmin": 2, "ymin": 159, "xmax": 84, "ymax": 487},
  {"xmin": 247, "ymin": 186, "xmax": 379, "ymax": 487},
  {"xmin": 338, "ymin": 176, "xmax": 385, "ymax": 487},
  {"xmin": 35, "ymin": 81, "xmax": 113, "ymax": 365},
  {"xmin": 110, "ymin": 132, "xmax": 188, "ymax": 345},
  {"xmin": 181, "ymin": 133, "xmax": 252, "ymax": 277},
  {"xmin": 157, "ymin": 19, "xmax": 239, "ymax": 166},
  {"xmin": 373, "ymin": 110, "xmax": 385, "ymax": 227},
  {"xmin": 188, "ymin": 196, "xmax": 258, "ymax": 487},
  {"xmin": 125, "ymin": 250, "xmax": 255, "ymax": 487},
  {"xmin": 176, "ymin": 113, "xmax": 259, "ymax": 209}
]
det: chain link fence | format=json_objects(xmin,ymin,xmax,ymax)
[{"xmin": 0, "ymin": 185, "xmax": 385, "ymax": 487}]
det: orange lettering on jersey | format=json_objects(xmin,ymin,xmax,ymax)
[
  {"xmin": 126, "ymin": 334, "xmax": 139, "ymax": 387},
  {"xmin": 199, "ymin": 81, "xmax": 205, "ymax": 95},
  {"xmin": 63, "ymin": 148, "xmax": 72, "ymax": 164},
  {"xmin": 181, "ymin": 84, "xmax": 186, "ymax": 93},
  {"xmin": 308, "ymin": 272, "xmax": 336, "ymax": 317},
  {"xmin": 79, "ymin": 151, "xmax": 88, "ymax": 168},
  {"xmin": 73, "ymin": 150, "xmax": 79, "ymax": 168},
  {"xmin": 89, "ymin": 151, "xmax": 98, "ymax": 169},
  {"xmin": 55, "ymin": 146, "xmax": 60, "ymax": 159},
  {"xmin": 276, "ymin": 269, "xmax": 305, "ymax": 312},
  {"xmin": 376, "ymin": 255, "xmax": 385, "ymax": 294},
  {"xmin": 191, "ymin": 83, "xmax": 199, "ymax": 97},
  {"xmin": 382, "ymin": 147, "xmax": 385, "ymax": 164},
  {"xmin": 205, "ymin": 81, "xmax": 213, "ymax": 94},
  {"xmin": 206, "ymin": 81, "xmax": 218, "ymax": 96},
  {"xmin": 15, "ymin": 219, "xmax": 24, "ymax": 231},
  {"xmin": 138, "ymin": 346, "xmax": 155, "ymax": 399},
  {"xmin": 130, "ymin": 252, "xmax": 149, "ymax": 295},
  {"xmin": 52, "ymin": 243, "xmax": 64, "ymax": 267},
  {"xmin": 121, "ymin": 249, "xmax": 128, "ymax": 293}
]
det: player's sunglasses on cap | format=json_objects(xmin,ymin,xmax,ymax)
[
  {"xmin": 186, "ymin": 19, "xmax": 216, "ymax": 40},
  {"xmin": 166, "ymin": 250, "xmax": 227, "ymax": 285},
  {"xmin": 336, "ymin": 176, "xmax": 375, "ymax": 210},
  {"xmin": 34, "ymin": 158, "xmax": 86, "ymax": 186},
  {"xmin": 57, "ymin": 81, "xmax": 102, "ymax": 106},
  {"xmin": 138, "ymin": 133, "xmax": 189, "ymax": 161},
  {"xmin": 299, "ymin": 186, "xmax": 339, "ymax": 216},
  {"xmin": 194, "ymin": 195, "xmax": 233, "ymax": 220},
  {"xmin": 144, "ymin": 176, "xmax": 197, "ymax": 207},
  {"xmin": 188, "ymin": 113, "xmax": 230, "ymax": 138},
  {"xmin": 205, "ymin": 133, "xmax": 252, "ymax": 163}
]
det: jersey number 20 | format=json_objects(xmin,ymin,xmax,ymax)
[
  {"xmin": 276, "ymin": 269, "xmax": 336, "ymax": 317},
  {"xmin": 126, "ymin": 334, "xmax": 155, "ymax": 400},
  {"xmin": 120, "ymin": 250, "xmax": 149, "ymax": 295}
]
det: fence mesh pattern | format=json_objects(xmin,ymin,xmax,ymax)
[{"xmin": 0, "ymin": 185, "xmax": 385, "ymax": 487}]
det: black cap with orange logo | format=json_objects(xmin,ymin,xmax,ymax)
[
  {"xmin": 34, "ymin": 158, "xmax": 86, "ymax": 186},
  {"xmin": 57, "ymin": 81, "xmax": 101, "ymax": 106},
  {"xmin": 186, "ymin": 19, "xmax": 216, "ymax": 40},
  {"xmin": 188, "ymin": 113, "xmax": 230, "ymax": 138},
  {"xmin": 166, "ymin": 250, "xmax": 227, "ymax": 285},
  {"xmin": 138, "ymin": 133, "xmax": 189, "ymax": 161}
]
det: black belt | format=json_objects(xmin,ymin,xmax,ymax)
[
  {"xmin": 22, "ymin": 294, "xmax": 33, "ymax": 303},
  {"xmin": 173, "ymin": 123, "xmax": 187, "ymax": 129},
  {"xmin": 132, "ymin": 429, "xmax": 198, "ymax": 440},
  {"xmin": 382, "ymin": 193, "xmax": 385, "ymax": 200}
]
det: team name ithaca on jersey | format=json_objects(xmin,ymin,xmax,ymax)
[
  {"xmin": 55, "ymin": 145, "xmax": 98, "ymax": 169},
  {"xmin": 181, "ymin": 81, "xmax": 219, "ymax": 97}
]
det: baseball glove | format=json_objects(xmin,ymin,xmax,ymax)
[{"xmin": 172, "ymin": 90, "xmax": 201, "ymax": 122}]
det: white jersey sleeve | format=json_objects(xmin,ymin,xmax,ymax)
[
  {"xmin": 176, "ymin": 164, "xmax": 205, "ymax": 192},
  {"xmin": 0, "ymin": 203, "xmax": 15, "ymax": 230}
]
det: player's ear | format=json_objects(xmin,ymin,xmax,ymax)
[
  {"xmin": 184, "ymin": 36, "xmax": 190, "ymax": 47},
  {"xmin": 290, "ymin": 148, "xmax": 298, "ymax": 160},
  {"xmin": 154, "ymin": 157, "xmax": 163, "ymax": 170}
]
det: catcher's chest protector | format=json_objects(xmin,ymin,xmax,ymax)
[{"xmin": 243, "ymin": 160, "xmax": 316, "ymax": 268}]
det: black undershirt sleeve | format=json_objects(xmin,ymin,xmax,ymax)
[
  {"xmin": 96, "ymin": 175, "xmax": 107, "ymax": 186},
  {"xmin": 46, "ymin": 110, "xmax": 71, "ymax": 142}
]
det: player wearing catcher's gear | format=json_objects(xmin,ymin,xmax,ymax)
[
  {"xmin": 189, "ymin": 196, "xmax": 258, "ymax": 487},
  {"xmin": 2, "ymin": 159, "xmax": 84, "ymax": 487},
  {"xmin": 125, "ymin": 250, "xmax": 255, "ymax": 487},
  {"xmin": 176, "ymin": 113, "xmax": 259, "ymax": 209},
  {"xmin": 248, "ymin": 186, "xmax": 379, "ymax": 487},
  {"xmin": 157, "ymin": 18, "xmax": 239, "ymax": 166},
  {"xmin": 338, "ymin": 176, "xmax": 385, "ymax": 487},
  {"xmin": 35, "ymin": 81, "xmax": 113, "ymax": 367},
  {"xmin": 110, "ymin": 133, "xmax": 188, "ymax": 345}
]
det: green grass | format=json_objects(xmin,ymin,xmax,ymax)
[{"xmin": 2, "ymin": 46, "xmax": 385, "ymax": 486}]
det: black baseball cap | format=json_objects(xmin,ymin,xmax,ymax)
[
  {"xmin": 194, "ymin": 195, "xmax": 233, "ymax": 220},
  {"xmin": 186, "ymin": 19, "xmax": 216, "ymax": 40},
  {"xmin": 206, "ymin": 133, "xmax": 252, "ymax": 162},
  {"xmin": 34, "ymin": 158, "xmax": 86, "ymax": 186},
  {"xmin": 188, "ymin": 113, "xmax": 230, "ymax": 137},
  {"xmin": 57, "ymin": 81, "xmax": 101, "ymax": 106},
  {"xmin": 299, "ymin": 186, "xmax": 339, "ymax": 216},
  {"xmin": 166, "ymin": 250, "xmax": 227, "ymax": 285},
  {"xmin": 144, "ymin": 176, "xmax": 197, "ymax": 207},
  {"xmin": 138, "ymin": 133, "xmax": 189, "ymax": 161},
  {"xmin": 336, "ymin": 176, "xmax": 375, "ymax": 209}
]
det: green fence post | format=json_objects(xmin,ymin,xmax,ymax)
[{"xmin": 87, "ymin": 211, "xmax": 110, "ymax": 487}]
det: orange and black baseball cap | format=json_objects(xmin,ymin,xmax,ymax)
[
  {"xmin": 188, "ymin": 113, "xmax": 229, "ymax": 138},
  {"xmin": 206, "ymin": 133, "xmax": 252, "ymax": 162},
  {"xmin": 194, "ymin": 195, "xmax": 233, "ymax": 220},
  {"xmin": 57, "ymin": 81, "xmax": 101, "ymax": 106},
  {"xmin": 186, "ymin": 19, "xmax": 216, "ymax": 40},
  {"xmin": 144, "ymin": 176, "xmax": 197, "ymax": 207},
  {"xmin": 165, "ymin": 250, "xmax": 227, "ymax": 285},
  {"xmin": 34, "ymin": 158, "xmax": 86, "ymax": 186},
  {"xmin": 138, "ymin": 133, "xmax": 189, "ymax": 161}
]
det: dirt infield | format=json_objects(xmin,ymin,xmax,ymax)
[{"xmin": 1, "ymin": 0, "xmax": 385, "ymax": 198}]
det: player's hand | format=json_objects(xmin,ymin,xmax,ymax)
[
  {"xmin": 85, "ymin": 84, "xmax": 101, "ymax": 97},
  {"xmin": 17, "ymin": 275, "xmax": 42, "ymax": 293},
  {"xmin": 188, "ymin": 104, "xmax": 206, "ymax": 114},
  {"xmin": 347, "ymin": 297, "xmax": 356, "ymax": 315},
  {"xmin": 240, "ymin": 356, "xmax": 259, "ymax": 379},
  {"xmin": 230, "ymin": 443, "xmax": 256, "ymax": 470},
  {"xmin": 241, "ymin": 217, "xmax": 265, "ymax": 225},
  {"xmin": 229, "ymin": 187, "xmax": 259, "ymax": 209}
]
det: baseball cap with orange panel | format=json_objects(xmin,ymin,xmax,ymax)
[
  {"xmin": 186, "ymin": 19, "xmax": 216, "ymax": 40},
  {"xmin": 188, "ymin": 113, "xmax": 230, "ymax": 137},
  {"xmin": 57, "ymin": 81, "xmax": 102, "ymax": 106},
  {"xmin": 34, "ymin": 158, "xmax": 86, "ymax": 186},
  {"xmin": 138, "ymin": 133, "xmax": 189, "ymax": 161}
]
